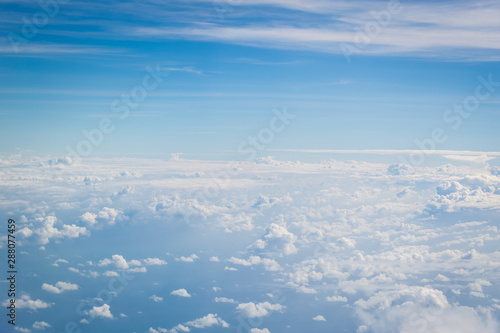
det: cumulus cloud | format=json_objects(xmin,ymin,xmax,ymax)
[
  {"xmin": 228, "ymin": 256, "xmax": 281, "ymax": 271},
  {"xmin": 214, "ymin": 297, "xmax": 236, "ymax": 303},
  {"xmin": 250, "ymin": 329, "xmax": 271, "ymax": 333},
  {"xmin": 171, "ymin": 289, "xmax": 191, "ymax": 297},
  {"xmin": 236, "ymin": 302, "xmax": 285, "ymax": 318},
  {"xmin": 326, "ymin": 295, "xmax": 348, "ymax": 302},
  {"xmin": 313, "ymin": 315, "xmax": 326, "ymax": 321},
  {"xmin": 42, "ymin": 281, "xmax": 79, "ymax": 294},
  {"xmin": 184, "ymin": 313, "xmax": 229, "ymax": 328},
  {"xmin": 81, "ymin": 207, "xmax": 124, "ymax": 227},
  {"xmin": 2, "ymin": 295, "xmax": 51, "ymax": 310},
  {"xmin": 32, "ymin": 215, "xmax": 88, "ymax": 245},
  {"xmin": 150, "ymin": 313, "xmax": 228, "ymax": 333},
  {"xmin": 88, "ymin": 304, "xmax": 113, "ymax": 319},
  {"xmin": 32, "ymin": 321, "xmax": 51, "ymax": 330},
  {"xmin": 249, "ymin": 219, "xmax": 297, "ymax": 256},
  {"xmin": 3, "ymin": 154, "xmax": 500, "ymax": 332},
  {"xmin": 98, "ymin": 255, "xmax": 129, "ymax": 269},
  {"xmin": 103, "ymin": 270, "xmax": 119, "ymax": 277},
  {"xmin": 143, "ymin": 258, "xmax": 167, "ymax": 266},
  {"xmin": 175, "ymin": 254, "xmax": 199, "ymax": 262},
  {"xmin": 297, "ymin": 286, "xmax": 317, "ymax": 294}
]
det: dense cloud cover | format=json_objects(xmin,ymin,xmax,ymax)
[{"xmin": 0, "ymin": 154, "xmax": 499, "ymax": 332}]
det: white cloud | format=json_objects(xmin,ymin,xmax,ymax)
[
  {"xmin": 52, "ymin": 259, "xmax": 69, "ymax": 267},
  {"xmin": 171, "ymin": 289, "xmax": 191, "ymax": 297},
  {"xmin": 175, "ymin": 254, "xmax": 199, "ymax": 262},
  {"xmin": 2, "ymin": 295, "xmax": 52, "ymax": 310},
  {"xmin": 42, "ymin": 281, "xmax": 79, "ymax": 294},
  {"xmin": 249, "ymin": 219, "xmax": 297, "ymax": 256},
  {"xmin": 209, "ymin": 256, "xmax": 220, "ymax": 262},
  {"xmin": 236, "ymin": 302, "xmax": 285, "ymax": 318},
  {"xmin": 128, "ymin": 267, "xmax": 147, "ymax": 273},
  {"xmin": 33, "ymin": 215, "xmax": 88, "ymax": 245},
  {"xmin": 103, "ymin": 270, "xmax": 119, "ymax": 277},
  {"xmin": 297, "ymin": 286, "xmax": 317, "ymax": 294},
  {"xmin": 184, "ymin": 313, "xmax": 229, "ymax": 328},
  {"xmin": 18, "ymin": 227, "xmax": 33, "ymax": 238},
  {"xmin": 250, "ymin": 329, "xmax": 270, "ymax": 333},
  {"xmin": 96, "ymin": 207, "xmax": 122, "ymax": 225},
  {"xmin": 80, "ymin": 212, "xmax": 97, "ymax": 226},
  {"xmin": 326, "ymin": 295, "xmax": 348, "ymax": 302},
  {"xmin": 32, "ymin": 321, "xmax": 51, "ymax": 330},
  {"xmin": 313, "ymin": 315, "xmax": 326, "ymax": 321},
  {"xmin": 88, "ymin": 304, "xmax": 113, "ymax": 319},
  {"xmin": 214, "ymin": 297, "xmax": 236, "ymax": 303},
  {"xmin": 228, "ymin": 256, "xmax": 281, "ymax": 271},
  {"xmin": 151, "ymin": 313, "xmax": 228, "ymax": 333},
  {"xmin": 143, "ymin": 258, "xmax": 167, "ymax": 266},
  {"xmin": 150, "ymin": 295, "xmax": 163, "ymax": 302},
  {"xmin": 98, "ymin": 254, "xmax": 129, "ymax": 269}
]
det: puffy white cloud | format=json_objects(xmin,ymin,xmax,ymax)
[
  {"xmin": 175, "ymin": 254, "xmax": 199, "ymax": 262},
  {"xmin": 249, "ymin": 219, "xmax": 297, "ymax": 256},
  {"xmin": 296, "ymin": 286, "xmax": 317, "ymax": 294},
  {"xmin": 79, "ymin": 212, "xmax": 97, "ymax": 226},
  {"xmin": 171, "ymin": 289, "xmax": 191, "ymax": 297},
  {"xmin": 362, "ymin": 301, "xmax": 499, "ymax": 333},
  {"xmin": 236, "ymin": 302, "xmax": 285, "ymax": 318},
  {"xmin": 98, "ymin": 254, "xmax": 129, "ymax": 269},
  {"xmin": 112, "ymin": 255, "xmax": 129, "ymax": 269},
  {"xmin": 143, "ymin": 257, "xmax": 167, "ymax": 266},
  {"xmin": 228, "ymin": 256, "xmax": 281, "ymax": 271},
  {"xmin": 103, "ymin": 270, "xmax": 119, "ymax": 277},
  {"xmin": 214, "ymin": 297, "xmax": 236, "ymax": 303},
  {"xmin": 209, "ymin": 256, "xmax": 220, "ymax": 262},
  {"xmin": 252, "ymin": 193, "xmax": 292, "ymax": 209},
  {"xmin": 33, "ymin": 215, "xmax": 88, "ymax": 245},
  {"xmin": 4, "ymin": 155, "xmax": 500, "ymax": 332},
  {"xmin": 18, "ymin": 227, "xmax": 33, "ymax": 238},
  {"xmin": 326, "ymin": 295, "xmax": 348, "ymax": 302},
  {"xmin": 151, "ymin": 313, "xmax": 228, "ymax": 333},
  {"xmin": 32, "ymin": 321, "xmax": 51, "ymax": 330},
  {"xmin": 469, "ymin": 279, "xmax": 492, "ymax": 298},
  {"xmin": 2, "ymin": 295, "xmax": 52, "ymax": 310},
  {"xmin": 312, "ymin": 315, "xmax": 326, "ymax": 321},
  {"xmin": 184, "ymin": 313, "xmax": 229, "ymax": 328},
  {"xmin": 88, "ymin": 304, "xmax": 113, "ymax": 319},
  {"xmin": 96, "ymin": 207, "xmax": 122, "ymax": 225},
  {"xmin": 250, "ymin": 329, "xmax": 270, "ymax": 333},
  {"xmin": 355, "ymin": 286, "xmax": 449, "ymax": 311},
  {"xmin": 128, "ymin": 267, "xmax": 147, "ymax": 273},
  {"xmin": 42, "ymin": 281, "xmax": 79, "ymax": 294},
  {"xmin": 80, "ymin": 207, "xmax": 125, "ymax": 227}
]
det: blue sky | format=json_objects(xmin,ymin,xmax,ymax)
[
  {"xmin": 2, "ymin": 2, "xmax": 500, "ymax": 332},
  {"xmin": 1, "ymin": 0, "xmax": 500, "ymax": 157}
]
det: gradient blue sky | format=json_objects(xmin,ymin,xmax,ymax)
[{"xmin": 1, "ymin": 0, "xmax": 499, "ymax": 156}]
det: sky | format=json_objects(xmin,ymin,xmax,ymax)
[
  {"xmin": 1, "ymin": 1, "xmax": 500, "ymax": 333},
  {"xmin": 1, "ymin": 0, "xmax": 500, "ymax": 157}
]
